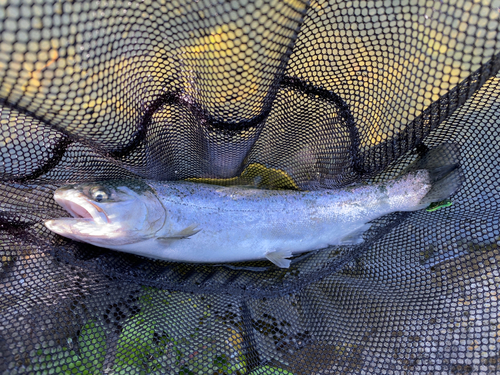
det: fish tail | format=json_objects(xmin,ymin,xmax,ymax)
[{"xmin": 407, "ymin": 143, "xmax": 463, "ymax": 209}]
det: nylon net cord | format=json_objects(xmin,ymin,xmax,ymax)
[{"xmin": 1, "ymin": 0, "xmax": 500, "ymax": 374}]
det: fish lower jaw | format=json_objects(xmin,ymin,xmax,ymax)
[{"xmin": 45, "ymin": 218, "xmax": 126, "ymax": 243}]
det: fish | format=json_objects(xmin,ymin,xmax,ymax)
[{"xmin": 44, "ymin": 144, "xmax": 462, "ymax": 268}]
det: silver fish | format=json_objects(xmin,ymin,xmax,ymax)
[{"xmin": 45, "ymin": 146, "xmax": 461, "ymax": 268}]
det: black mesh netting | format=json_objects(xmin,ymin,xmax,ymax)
[{"xmin": 1, "ymin": 0, "xmax": 500, "ymax": 374}]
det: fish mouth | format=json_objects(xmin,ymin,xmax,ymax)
[
  {"xmin": 45, "ymin": 191, "xmax": 112, "ymax": 243},
  {"xmin": 57, "ymin": 198, "xmax": 94, "ymax": 219},
  {"xmin": 54, "ymin": 193, "xmax": 110, "ymax": 225}
]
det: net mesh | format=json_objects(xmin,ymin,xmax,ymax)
[{"xmin": 1, "ymin": 0, "xmax": 500, "ymax": 373}]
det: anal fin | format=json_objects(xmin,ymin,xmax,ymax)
[
  {"xmin": 265, "ymin": 249, "xmax": 293, "ymax": 268},
  {"xmin": 156, "ymin": 224, "xmax": 201, "ymax": 244},
  {"xmin": 340, "ymin": 224, "xmax": 371, "ymax": 245}
]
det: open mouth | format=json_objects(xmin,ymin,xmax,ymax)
[
  {"xmin": 58, "ymin": 198, "xmax": 94, "ymax": 219},
  {"xmin": 54, "ymin": 195, "xmax": 110, "ymax": 224}
]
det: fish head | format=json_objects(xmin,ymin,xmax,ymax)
[{"xmin": 45, "ymin": 180, "xmax": 166, "ymax": 247}]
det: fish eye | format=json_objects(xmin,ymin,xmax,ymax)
[{"xmin": 89, "ymin": 187, "xmax": 111, "ymax": 202}]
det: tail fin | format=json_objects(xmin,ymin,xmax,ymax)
[{"xmin": 404, "ymin": 143, "xmax": 463, "ymax": 209}]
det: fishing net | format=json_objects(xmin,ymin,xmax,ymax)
[{"xmin": 1, "ymin": 0, "xmax": 500, "ymax": 373}]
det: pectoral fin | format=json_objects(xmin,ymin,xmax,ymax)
[
  {"xmin": 265, "ymin": 249, "xmax": 293, "ymax": 268},
  {"xmin": 156, "ymin": 224, "xmax": 201, "ymax": 244}
]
